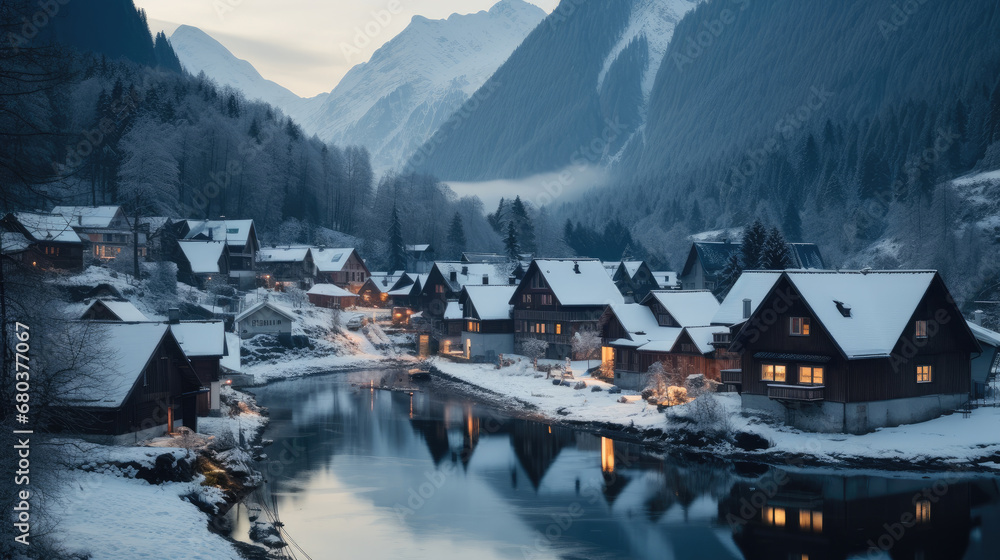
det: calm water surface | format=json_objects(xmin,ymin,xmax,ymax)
[{"xmin": 229, "ymin": 371, "xmax": 1000, "ymax": 560}]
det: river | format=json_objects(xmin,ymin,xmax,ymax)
[{"xmin": 227, "ymin": 371, "xmax": 1000, "ymax": 560}]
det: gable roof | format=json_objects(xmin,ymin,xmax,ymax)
[
  {"xmin": 364, "ymin": 272, "xmax": 405, "ymax": 292},
  {"xmin": 51, "ymin": 206, "xmax": 124, "ymax": 228},
  {"xmin": 177, "ymin": 241, "xmax": 226, "ymax": 274},
  {"xmin": 406, "ymin": 244, "xmax": 431, "ymax": 253},
  {"xmin": 82, "ymin": 299, "xmax": 149, "ymax": 322},
  {"xmin": 524, "ymin": 259, "xmax": 624, "ymax": 307},
  {"xmin": 183, "ymin": 219, "xmax": 255, "ymax": 248},
  {"xmin": 62, "ymin": 322, "xmax": 175, "ymax": 407},
  {"xmin": 235, "ymin": 301, "xmax": 296, "ymax": 323},
  {"xmin": 311, "ymin": 247, "xmax": 361, "ymax": 273},
  {"xmin": 651, "ymin": 271, "xmax": 677, "ymax": 289},
  {"xmin": 258, "ymin": 246, "xmax": 312, "ymax": 264},
  {"xmin": 462, "ymin": 285, "xmax": 517, "ymax": 321},
  {"xmin": 444, "ymin": 301, "xmax": 462, "ymax": 320},
  {"xmin": 170, "ymin": 321, "xmax": 227, "ymax": 358},
  {"xmin": 788, "ymin": 243, "xmax": 826, "ymax": 269},
  {"xmin": 1, "ymin": 232, "xmax": 30, "ymax": 254},
  {"xmin": 431, "ymin": 261, "xmax": 512, "ymax": 292},
  {"xmin": 307, "ymin": 283, "xmax": 357, "ymax": 298},
  {"xmin": 9, "ymin": 212, "xmax": 85, "ymax": 244},
  {"xmin": 461, "ymin": 252, "xmax": 508, "ymax": 264},
  {"xmin": 712, "ymin": 271, "xmax": 783, "ymax": 325},
  {"xmin": 967, "ymin": 322, "xmax": 1000, "ymax": 348},
  {"xmin": 641, "ymin": 290, "xmax": 720, "ymax": 327},
  {"xmin": 683, "ymin": 242, "xmax": 741, "ymax": 276}
]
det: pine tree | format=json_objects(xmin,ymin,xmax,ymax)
[
  {"xmin": 782, "ymin": 198, "xmax": 802, "ymax": 241},
  {"xmin": 505, "ymin": 221, "xmax": 520, "ymax": 260},
  {"xmin": 740, "ymin": 219, "xmax": 768, "ymax": 270},
  {"xmin": 510, "ymin": 196, "xmax": 536, "ymax": 253},
  {"xmin": 717, "ymin": 252, "xmax": 743, "ymax": 298},
  {"xmin": 761, "ymin": 227, "xmax": 792, "ymax": 270},
  {"xmin": 387, "ymin": 204, "xmax": 407, "ymax": 272},
  {"xmin": 487, "ymin": 198, "xmax": 507, "ymax": 233},
  {"xmin": 688, "ymin": 200, "xmax": 704, "ymax": 232},
  {"xmin": 446, "ymin": 212, "xmax": 466, "ymax": 259}
]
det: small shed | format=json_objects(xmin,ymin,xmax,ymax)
[
  {"xmin": 307, "ymin": 283, "xmax": 359, "ymax": 309},
  {"xmin": 235, "ymin": 301, "xmax": 296, "ymax": 339},
  {"xmin": 80, "ymin": 299, "xmax": 149, "ymax": 322},
  {"xmin": 170, "ymin": 320, "xmax": 228, "ymax": 415}
]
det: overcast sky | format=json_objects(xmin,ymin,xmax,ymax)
[{"xmin": 135, "ymin": 0, "xmax": 557, "ymax": 98}]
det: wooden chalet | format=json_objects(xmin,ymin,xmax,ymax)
[
  {"xmin": 257, "ymin": 246, "xmax": 316, "ymax": 289},
  {"xmin": 357, "ymin": 272, "xmax": 405, "ymax": 307},
  {"xmin": 458, "ymin": 284, "xmax": 516, "ymax": 360},
  {"xmin": 386, "ymin": 272, "xmax": 427, "ymax": 309},
  {"xmin": 311, "ymin": 247, "xmax": 369, "ymax": 292},
  {"xmin": 1, "ymin": 212, "xmax": 86, "ymax": 271},
  {"xmin": 181, "ymin": 219, "xmax": 259, "ymax": 289},
  {"xmin": 80, "ymin": 299, "xmax": 149, "ymax": 322},
  {"xmin": 176, "ymin": 240, "xmax": 229, "ymax": 288},
  {"xmin": 52, "ymin": 205, "xmax": 145, "ymax": 263},
  {"xmin": 679, "ymin": 241, "xmax": 825, "ymax": 291},
  {"xmin": 307, "ymin": 283, "xmax": 359, "ymax": 309},
  {"xmin": 422, "ymin": 261, "xmax": 513, "ymax": 318},
  {"xmin": 606, "ymin": 260, "xmax": 660, "ymax": 302},
  {"xmin": 169, "ymin": 319, "xmax": 228, "ymax": 416},
  {"xmin": 511, "ymin": 259, "xmax": 624, "ymax": 359},
  {"xmin": 406, "ymin": 244, "xmax": 435, "ymax": 273},
  {"xmin": 726, "ymin": 270, "xmax": 980, "ymax": 434},
  {"xmin": 57, "ymin": 322, "xmax": 205, "ymax": 443},
  {"xmin": 599, "ymin": 290, "xmax": 731, "ymax": 390}
]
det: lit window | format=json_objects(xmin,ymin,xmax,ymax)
[
  {"xmin": 916, "ymin": 500, "xmax": 931, "ymax": 523},
  {"xmin": 762, "ymin": 506, "xmax": 786, "ymax": 527},
  {"xmin": 799, "ymin": 510, "xmax": 823, "ymax": 533},
  {"xmin": 538, "ymin": 323, "xmax": 546, "ymax": 334},
  {"xmin": 915, "ymin": 320, "xmax": 927, "ymax": 338},
  {"xmin": 917, "ymin": 365, "xmax": 932, "ymax": 383},
  {"xmin": 762, "ymin": 364, "xmax": 786, "ymax": 382},
  {"xmin": 555, "ymin": 324, "xmax": 562, "ymax": 335},
  {"xmin": 790, "ymin": 317, "xmax": 810, "ymax": 336},
  {"xmin": 435, "ymin": 285, "xmax": 445, "ymax": 294},
  {"xmin": 799, "ymin": 366, "xmax": 824, "ymax": 385}
]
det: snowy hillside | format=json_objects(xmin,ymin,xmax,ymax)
[
  {"xmin": 168, "ymin": 25, "xmax": 325, "ymax": 124},
  {"xmin": 306, "ymin": 0, "xmax": 545, "ymax": 173}
]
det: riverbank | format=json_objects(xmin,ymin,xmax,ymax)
[{"xmin": 427, "ymin": 356, "xmax": 1000, "ymax": 472}]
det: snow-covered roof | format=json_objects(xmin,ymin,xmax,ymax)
[
  {"xmin": 604, "ymin": 303, "xmax": 724, "ymax": 355},
  {"xmin": 531, "ymin": 259, "xmax": 624, "ymax": 307},
  {"xmin": 258, "ymin": 246, "xmax": 311, "ymax": 263},
  {"xmin": 788, "ymin": 243, "xmax": 826, "ymax": 269},
  {"xmin": 463, "ymin": 285, "xmax": 516, "ymax": 321},
  {"xmin": 235, "ymin": 301, "xmax": 296, "ymax": 322},
  {"xmin": 366, "ymin": 272, "xmax": 404, "ymax": 292},
  {"xmin": 82, "ymin": 299, "xmax": 148, "ymax": 322},
  {"xmin": 311, "ymin": 247, "xmax": 358, "ymax": 272},
  {"xmin": 651, "ymin": 271, "xmax": 677, "ymax": 289},
  {"xmin": 183, "ymin": 219, "xmax": 254, "ymax": 247},
  {"xmin": 1, "ymin": 232, "xmax": 30, "ymax": 254},
  {"xmin": 63, "ymin": 322, "xmax": 173, "ymax": 408},
  {"xmin": 783, "ymin": 271, "xmax": 937, "ymax": 358},
  {"xmin": 139, "ymin": 216, "xmax": 171, "ymax": 233},
  {"xmin": 51, "ymin": 206, "xmax": 123, "ymax": 228},
  {"xmin": 307, "ymin": 283, "xmax": 357, "ymax": 298},
  {"xmin": 687, "ymin": 242, "xmax": 741, "ymax": 275},
  {"xmin": 461, "ymin": 252, "xmax": 507, "ymax": 264},
  {"xmin": 170, "ymin": 321, "xmax": 227, "ymax": 358},
  {"xmin": 602, "ymin": 262, "xmax": 619, "ymax": 277},
  {"xmin": 968, "ymin": 322, "xmax": 1000, "ymax": 348},
  {"xmin": 177, "ymin": 241, "xmax": 226, "ymax": 274},
  {"xmin": 621, "ymin": 261, "xmax": 644, "ymax": 279},
  {"xmin": 712, "ymin": 271, "xmax": 783, "ymax": 325},
  {"xmin": 642, "ymin": 290, "xmax": 719, "ymax": 327},
  {"xmin": 434, "ymin": 261, "xmax": 512, "ymax": 291},
  {"xmin": 444, "ymin": 301, "xmax": 462, "ymax": 320},
  {"xmin": 221, "ymin": 333, "xmax": 241, "ymax": 371},
  {"xmin": 684, "ymin": 326, "xmax": 729, "ymax": 354},
  {"xmin": 406, "ymin": 244, "xmax": 431, "ymax": 252},
  {"xmin": 12, "ymin": 212, "xmax": 85, "ymax": 244}
]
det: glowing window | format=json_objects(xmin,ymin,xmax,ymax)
[
  {"xmin": 790, "ymin": 317, "xmax": 810, "ymax": 336},
  {"xmin": 916, "ymin": 500, "xmax": 931, "ymax": 523},
  {"xmin": 762, "ymin": 364, "xmax": 787, "ymax": 382},
  {"xmin": 762, "ymin": 506, "xmax": 786, "ymax": 527},
  {"xmin": 799, "ymin": 510, "xmax": 823, "ymax": 533},
  {"xmin": 799, "ymin": 366, "xmax": 824, "ymax": 385},
  {"xmin": 917, "ymin": 365, "xmax": 932, "ymax": 383},
  {"xmin": 915, "ymin": 320, "xmax": 928, "ymax": 338}
]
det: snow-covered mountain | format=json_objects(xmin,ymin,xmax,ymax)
[
  {"xmin": 168, "ymin": 25, "xmax": 325, "ymax": 124},
  {"xmin": 307, "ymin": 0, "xmax": 546, "ymax": 173}
]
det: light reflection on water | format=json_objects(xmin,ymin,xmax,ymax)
[{"xmin": 228, "ymin": 372, "xmax": 1000, "ymax": 560}]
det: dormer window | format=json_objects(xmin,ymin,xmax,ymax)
[
  {"xmin": 915, "ymin": 320, "xmax": 928, "ymax": 338},
  {"xmin": 790, "ymin": 317, "xmax": 810, "ymax": 336}
]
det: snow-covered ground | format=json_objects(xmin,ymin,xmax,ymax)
[{"xmin": 431, "ymin": 356, "xmax": 1000, "ymax": 468}]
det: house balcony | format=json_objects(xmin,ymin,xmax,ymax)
[
  {"xmin": 720, "ymin": 369, "xmax": 742, "ymax": 385},
  {"xmin": 767, "ymin": 384, "xmax": 824, "ymax": 402}
]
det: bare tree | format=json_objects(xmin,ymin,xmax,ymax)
[
  {"xmin": 517, "ymin": 339, "xmax": 549, "ymax": 370},
  {"xmin": 571, "ymin": 330, "xmax": 601, "ymax": 370}
]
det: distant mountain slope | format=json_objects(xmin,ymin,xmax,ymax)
[
  {"xmin": 408, "ymin": 0, "xmax": 701, "ymax": 180},
  {"xmin": 308, "ymin": 0, "xmax": 546, "ymax": 173},
  {"xmin": 168, "ymin": 25, "xmax": 325, "ymax": 124}
]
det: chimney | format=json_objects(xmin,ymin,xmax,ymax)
[
  {"xmin": 449, "ymin": 270, "xmax": 457, "ymax": 282},
  {"xmin": 168, "ymin": 308, "xmax": 180, "ymax": 324},
  {"xmin": 482, "ymin": 274, "xmax": 489, "ymax": 285},
  {"xmin": 742, "ymin": 298, "xmax": 751, "ymax": 320},
  {"xmin": 974, "ymin": 310, "xmax": 984, "ymax": 326},
  {"xmin": 573, "ymin": 262, "xmax": 580, "ymax": 274},
  {"xmin": 461, "ymin": 266, "xmax": 468, "ymax": 276}
]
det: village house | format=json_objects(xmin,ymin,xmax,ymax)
[
  {"xmin": 257, "ymin": 246, "xmax": 316, "ymax": 289},
  {"xmin": 80, "ymin": 299, "xmax": 149, "ymax": 322},
  {"xmin": 604, "ymin": 260, "xmax": 661, "ymax": 302},
  {"xmin": 311, "ymin": 247, "xmax": 369, "ymax": 292},
  {"xmin": 458, "ymin": 285, "xmax": 517, "ymax": 361},
  {"xmin": 139, "ymin": 216, "xmax": 174, "ymax": 261},
  {"xmin": 651, "ymin": 271, "xmax": 678, "ymax": 290},
  {"xmin": 307, "ymin": 283, "xmax": 359, "ymax": 309},
  {"xmin": 726, "ymin": 270, "xmax": 980, "ymax": 434},
  {"xmin": 406, "ymin": 244, "xmax": 436, "ymax": 273},
  {"xmin": 599, "ymin": 290, "xmax": 732, "ymax": 390},
  {"xmin": 386, "ymin": 272, "xmax": 427, "ymax": 309},
  {"xmin": 57, "ymin": 322, "xmax": 204, "ymax": 443},
  {"xmin": 679, "ymin": 241, "xmax": 826, "ymax": 291},
  {"xmin": 0, "ymin": 231, "xmax": 31, "ymax": 267},
  {"xmin": 422, "ymin": 261, "xmax": 514, "ymax": 319},
  {"xmin": 180, "ymin": 219, "xmax": 259, "ymax": 289},
  {"xmin": 1, "ymin": 212, "xmax": 86, "ymax": 271},
  {"xmin": 52, "ymin": 205, "xmax": 145, "ymax": 263},
  {"xmin": 235, "ymin": 301, "xmax": 295, "ymax": 340},
  {"xmin": 511, "ymin": 259, "xmax": 624, "ymax": 359},
  {"xmin": 357, "ymin": 271, "xmax": 405, "ymax": 307},
  {"xmin": 176, "ymin": 240, "xmax": 229, "ymax": 288},
  {"xmin": 967, "ymin": 314, "xmax": 1000, "ymax": 397},
  {"xmin": 169, "ymin": 316, "xmax": 228, "ymax": 417}
]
